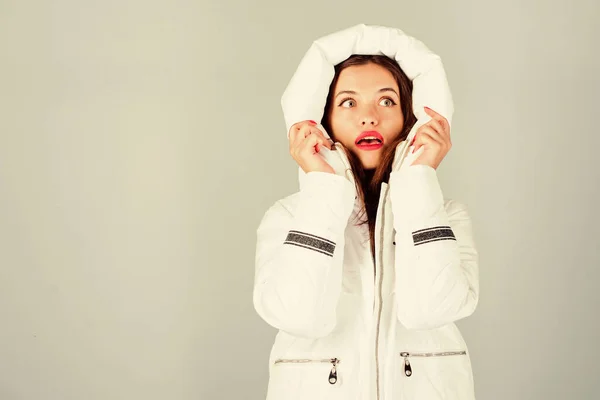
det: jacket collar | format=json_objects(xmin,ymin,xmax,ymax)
[{"xmin": 297, "ymin": 137, "xmax": 416, "ymax": 193}]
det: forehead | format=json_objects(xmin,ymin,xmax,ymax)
[{"xmin": 335, "ymin": 63, "xmax": 398, "ymax": 91}]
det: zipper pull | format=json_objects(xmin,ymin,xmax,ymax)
[
  {"xmin": 328, "ymin": 358, "xmax": 339, "ymax": 384},
  {"xmin": 400, "ymin": 352, "xmax": 412, "ymax": 377}
]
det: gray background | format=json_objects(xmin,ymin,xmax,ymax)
[{"xmin": 1, "ymin": 0, "xmax": 598, "ymax": 399}]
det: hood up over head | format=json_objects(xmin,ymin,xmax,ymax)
[{"xmin": 281, "ymin": 23, "xmax": 454, "ymax": 187}]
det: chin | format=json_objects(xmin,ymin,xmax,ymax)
[{"xmin": 360, "ymin": 158, "xmax": 379, "ymax": 170}]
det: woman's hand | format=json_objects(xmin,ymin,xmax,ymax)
[
  {"xmin": 410, "ymin": 107, "xmax": 452, "ymax": 170},
  {"xmin": 289, "ymin": 120, "xmax": 335, "ymax": 174}
]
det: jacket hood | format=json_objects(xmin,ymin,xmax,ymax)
[{"xmin": 281, "ymin": 23, "xmax": 455, "ymax": 188}]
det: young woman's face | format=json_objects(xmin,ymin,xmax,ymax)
[{"xmin": 329, "ymin": 62, "xmax": 405, "ymax": 170}]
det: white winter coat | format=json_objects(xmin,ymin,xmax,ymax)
[{"xmin": 253, "ymin": 24, "xmax": 480, "ymax": 400}]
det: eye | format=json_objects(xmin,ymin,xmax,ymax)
[
  {"xmin": 338, "ymin": 98, "xmax": 355, "ymax": 108},
  {"xmin": 380, "ymin": 97, "xmax": 397, "ymax": 107}
]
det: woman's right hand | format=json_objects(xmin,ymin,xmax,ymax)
[{"xmin": 288, "ymin": 120, "xmax": 335, "ymax": 174}]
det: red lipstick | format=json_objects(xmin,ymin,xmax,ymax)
[{"xmin": 355, "ymin": 131, "xmax": 384, "ymax": 151}]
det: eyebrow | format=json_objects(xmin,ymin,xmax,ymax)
[{"xmin": 335, "ymin": 87, "xmax": 399, "ymax": 99}]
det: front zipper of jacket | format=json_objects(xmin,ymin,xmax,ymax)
[
  {"xmin": 374, "ymin": 183, "xmax": 390, "ymax": 400},
  {"xmin": 332, "ymin": 142, "xmax": 390, "ymax": 400},
  {"xmin": 374, "ymin": 144, "xmax": 415, "ymax": 400},
  {"xmin": 273, "ymin": 357, "xmax": 341, "ymax": 384},
  {"xmin": 399, "ymin": 350, "xmax": 467, "ymax": 377}
]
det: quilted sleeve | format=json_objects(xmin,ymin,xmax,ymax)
[
  {"xmin": 253, "ymin": 172, "xmax": 356, "ymax": 338},
  {"xmin": 389, "ymin": 164, "xmax": 480, "ymax": 330}
]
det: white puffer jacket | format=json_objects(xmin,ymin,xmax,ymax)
[{"xmin": 253, "ymin": 24, "xmax": 480, "ymax": 400}]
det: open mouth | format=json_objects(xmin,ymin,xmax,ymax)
[
  {"xmin": 355, "ymin": 131, "xmax": 384, "ymax": 145},
  {"xmin": 355, "ymin": 131, "xmax": 384, "ymax": 150},
  {"xmin": 356, "ymin": 139, "xmax": 383, "ymax": 151},
  {"xmin": 356, "ymin": 138, "xmax": 382, "ymax": 145}
]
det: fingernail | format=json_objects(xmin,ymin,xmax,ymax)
[{"xmin": 309, "ymin": 120, "xmax": 317, "ymax": 124}]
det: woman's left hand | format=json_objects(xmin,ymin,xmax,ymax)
[{"xmin": 410, "ymin": 106, "xmax": 452, "ymax": 170}]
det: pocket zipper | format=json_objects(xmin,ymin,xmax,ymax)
[
  {"xmin": 273, "ymin": 357, "xmax": 340, "ymax": 384},
  {"xmin": 399, "ymin": 350, "xmax": 467, "ymax": 377}
]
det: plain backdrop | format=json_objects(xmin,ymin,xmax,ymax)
[{"xmin": 1, "ymin": 0, "xmax": 599, "ymax": 399}]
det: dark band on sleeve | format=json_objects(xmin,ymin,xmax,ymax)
[
  {"xmin": 283, "ymin": 230, "xmax": 336, "ymax": 257},
  {"xmin": 412, "ymin": 226, "xmax": 456, "ymax": 246}
]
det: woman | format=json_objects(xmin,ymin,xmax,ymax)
[{"xmin": 253, "ymin": 24, "xmax": 479, "ymax": 400}]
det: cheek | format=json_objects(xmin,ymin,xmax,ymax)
[
  {"xmin": 386, "ymin": 112, "xmax": 405, "ymax": 133},
  {"xmin": 330, "ymin": 113, "xmax": 354, "ymax": 143},
  {"xmin": 385, "ymin": 109, "xmax": 404, "ymax": 123}
]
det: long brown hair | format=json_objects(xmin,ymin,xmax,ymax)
[{"xmin": 321, "ymin": 55, "xmax": 417, "ymax": 260}]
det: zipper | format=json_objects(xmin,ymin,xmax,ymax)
[
  {"xmin": 273, "ymin": 358, "xmax": 341, "ymax": 384},
  {"xmin": 331, "ymin": 144, "xmax": 389, "ymax": 400},
  {"xmin": 399, "ymin": 350, "xmax": 467, "ymax": 377},
  {"xmin": 374, "ymin": 184, "xmax": 389, "ymax": 400}
]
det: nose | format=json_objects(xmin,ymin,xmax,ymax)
[{"xmin": 360, "ymin": 107, "xmax": 378, "ymax": 126}]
